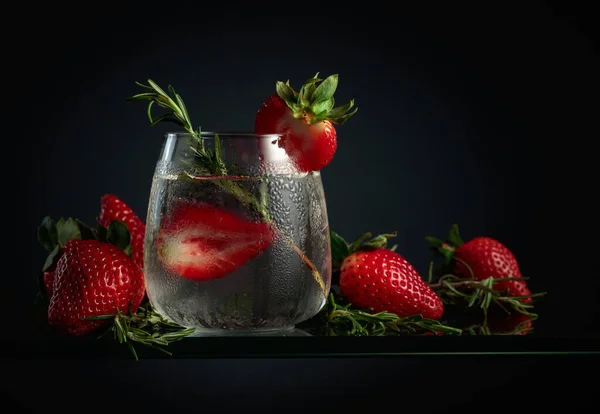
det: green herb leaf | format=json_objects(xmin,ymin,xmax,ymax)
[
  {"xmin": 325, "ymin": 99, "xmax": 355, "ymax": 120},
  {"xmin": 327, "ymin": 105, "xmax": 359, "ymax": 124},
  {"xmin": 347, "ymin": 232, "xmax": 372, "ymax": 254},
  {"xmin": 276, "ymin": 80, "xmax": 298, "ymax": 108},
  {"xmin": 76, "ymin": 219, "xmax": 97, "ymax": 240},
  {"xmin": 107, "ymin": 221, "xmax": 132, "ymax": 254},
  {"xmin": 90, "ymin": 302, "xmax": 196, "ymax": 361},
  {"xmin": 330, "ymin": 230, "xmax": 350, "ymax": 268},
  {"xmin": 56, "ymin": 217, "xmax": 82, "ymax": 247},
  {"xmin": 362, "ymin": 232, "xmax": 398, "ymax": 249},
  {"xmin": 38, "ymin": 216, "xmax": 58, "ymax": 251},
  {"xmin": 319, "ymin": 293, "xmax": 462, "ymax": 336},
  {"xmin": 42, "ymin": 245, "xmax": 60, "ymax": 272},
  {"xmin": 447, "ymin": 224, "xmax": 464, "ymax": 246},
  {"xmin": 96, "ymin": 221, "xmax": 108, "ymax": 243},
  {"xmin": 311, "ymin": 74, "xmax": 338, "ymax": 105},
  {"xmin": 311, "ymin": 97, "xmax": 335, "ymax": 116},
  {"xmin": 299, "ymin": 73, "xmax": 321, "ymax": 106},
  {"xmin": 425, "ymin": 236, "xmax": 443, "ymax": 248}
]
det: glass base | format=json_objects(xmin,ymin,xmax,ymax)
[{"xmin": 187, "ymin": 326, "xmax": 312, "ymax": 337}]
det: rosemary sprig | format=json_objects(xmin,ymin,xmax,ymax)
[
  {"xmin": 464, "ymin": 319, "xmax": 534, "ymax": 336},
  {"xmin": 427, "ymin": 259, "xmax": 547, "ymax": 324},
  {"xmin": 83, "ymin": 301, "xmax": 195, "ymax": 361},
  {"xmin": 126, "ymin": 80, "xmax": 326, "ymax": 295},
  {"xmin": 317, "ymin": 293, "xmax": 462, "ymax": 336}
]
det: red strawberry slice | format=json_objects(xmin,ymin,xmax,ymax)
[
  {"xmin": 99, "ymin": 194, "xmax": 146, "ymax": 269},
  {"xmin": 255, "ymin": 73, "xmax": 357, "ymax": 172},
  {"xmin": 156, "ymin": 201, "xmax": 273, "ymax": 281}
]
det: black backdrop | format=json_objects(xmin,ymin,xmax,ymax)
[{"xmin": 6, "ymin": 1, "xmax": 599, "ymax": 411}]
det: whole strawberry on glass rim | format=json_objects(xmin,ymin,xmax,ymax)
[{"xmin": 255, "ymin": 72, "xmax": 358, "ymax": 172}]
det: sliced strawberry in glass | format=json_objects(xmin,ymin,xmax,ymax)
[{"xmin": 156, "ymin": 201, "xmax": 273, "ymax": 281}]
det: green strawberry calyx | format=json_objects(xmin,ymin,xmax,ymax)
[
  {"xmin": 330, "ymin": 230, "xmax": 398, "ymax": 270},
  {"xmin": 276, "ymin": 73, "xmax": 358, "ymax": 125},
  {"xmin": 37, "ymin": 216, "xmax": 133, "ymax": 274},
  {"xmin": 425, "ymin": 223, "xmax": 464, "ymax": 265}
]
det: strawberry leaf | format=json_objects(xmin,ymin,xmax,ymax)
[
  {"xmin": 425, "ymin": 235, "xmax": 455, "ymax": 265},
  {"xmin": 362, "ymin": 232, "xmax": 397, "ymax": 249},
  {"xmin": 343, "ymin": 231, "xmax": 398, "ymax": 254},
  {"xmin": 347, "ymin": 232, "xmax": 372, "ymax": 253},
  {"xmin": 311, "ymin": 74, "xmax": 338, "ymax": 105},
  {"xmin": 96, "ymin": 221, "xmax": 108, "ymax": 243},
  {"xmin": 298, "ymin": 74, "xmax": 321, "ymax": 106},
  {"xmin": 327, "ymin": 105, "xmax": 359, "ymax": 124},
  {"xmin": 107, "ymin": 220, "xmax": 133, "ymax": 255},
  {"xmin": 276, "ymin": 81, "xmax": 298, "ymax": 109},
  {"xmin": 447, "ymin": 224, "xmax": 464, "ymax": 247},
  {"xmin": 425, "ymin": 236, "xmax": 443, "ymax": 248},
  {"xmin": 76, "ymin": 219, "xmax": 97, "ymax": 240},
  {"xmin": 38, "ymin": 216, "xmax": 58, "ymax": 251},
  {"xmin": 326, "ymin": 99, "xmax": 355, "ymax": 121},
  {"xmin": 311, "ymin": 97, "xmax": 335, "ymax": 116},
  {"xmin": 42, "ymin": 245, "xmax": 60, "ymax": 272},
  {"xmin": 330, "ymin": 230, "xmax": 350, "ymax": 268},
  {"xmin": 56, "ymin": 217, "xmax": 82, "ymax": 247}
]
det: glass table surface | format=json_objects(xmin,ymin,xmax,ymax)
[{"xmin": 6, "ymin": 296, "xmax": 600, "ymax": 360}]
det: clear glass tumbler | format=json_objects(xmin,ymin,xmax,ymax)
[{"xmin": 144, "ymin": 132, "xmax": 332, "ymax": 335}]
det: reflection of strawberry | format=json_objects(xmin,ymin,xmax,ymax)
[
  {"xmin": 99, "ymin": 194, "xmax": 146, "ymax": 269},
  {"xmin": 49, "ymin": 239, "xmax": 145, "ymax": 336},
  {"xmin": 331, "ymin": 231, "xmax": 444, "ymax": 320},
  {"xmin": 156, "ymin": 201, "xmax": 273, "ymax": 282},
  {"xmin": 254, "ymin": 73, "xmax": 357, "ymax": 172},
  {"xmin": 427, "ymin": 224, "xmax": 532, "ymax": 303},
  {"xmin": 487, "ymin": 309, "xmax": 534, "ymax": 335}
]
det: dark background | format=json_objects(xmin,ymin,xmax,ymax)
[{"xmin": 6, "ymin": 1, "xmax": 599, "ymax": 412}]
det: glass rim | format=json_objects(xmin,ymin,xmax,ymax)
[{"xmin": 165, "ymin": 131, "xmax": 284, "ymax": 140}]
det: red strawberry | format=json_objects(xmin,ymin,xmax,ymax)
[
  {"xmin": 454, "ymin": 237, "xmax": 531, "ymax": 301},
  {"xmin": 48, "ymin": 239, "xmax": 145, "ymax": 336},
  {"xmin": 340, "ymin": 248, "xmax": 444, "ymax": 320},
  {"xmin": 427, "ymin": 225, "xmax": 532, "ymax": 303},
  {"xmin": 156, "ymin": 201, "xmax": 273, "ymax": 281},
  {"xmin": 99, "ymin": 194, "xmax": 146, "ymax": 269},
  {"xmin": 255, "ymin": 73, "xmax": 358, "ymax": 172},
  {"xmin": 331, "ymin": 231, "xmax": 444, "ymax": 320}
]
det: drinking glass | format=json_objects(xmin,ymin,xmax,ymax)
[{"xmin": 144, "ymin": 132, "xmax": 332, "ymax": 335}]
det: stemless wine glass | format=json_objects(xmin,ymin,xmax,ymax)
[{"xmin": 143, "ymin": 132, "xmax": 332, "ymax": 335}]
